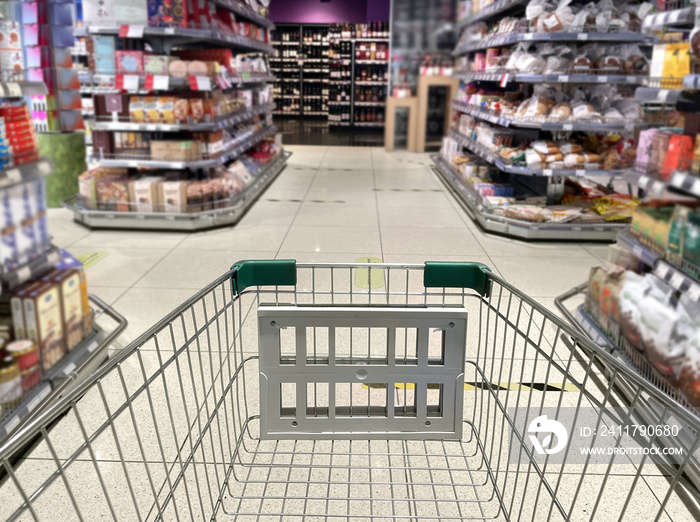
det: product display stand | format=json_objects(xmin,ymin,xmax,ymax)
[
  {"xmin": 556, "ymin": 3, "xmax": 700, "ymax": 479},
  {"xmin": 435, "ymin": 0, "xmax": 654, "ymax": 241},
  {"xmin": 385, "ymin": 96, "xmax": 419, "ymax": 152},
  {"xmin": 416, "ymin": 76, "xmax": 460, "ymax": 152},
  {"xmin": 0, "ymin": 78, "xmax": 127, "ymax": 447},
  {"xmin": 64, "ymin": 2, "xmax": 287, "ymax": 231}
]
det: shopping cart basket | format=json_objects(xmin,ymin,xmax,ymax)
[{"xmin": 1, "ymin": 260, "xmax": 699, "ymax": 521}]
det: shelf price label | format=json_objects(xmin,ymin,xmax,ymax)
[
  {"xmin": 189, "ymin": 76, "xmax": 212, "ymax": 91},
  {"xmin": 144, "ymin": 75, "xmax": 169, "ymax": 91},
  {"xmin": 119, "ymin": 25, "xmax": 145, "ymax": 38},
  {"xmin": 670, "ymin": 271, "xmax": 685, "ymax": 290},
  {"xmin": 115, "ymin": 74, "xmax": 140, "ymax": 92},
  {"xmin": 216, "ymin": 76, "xmax": 232, "ymax": 89},
  {"xmin": 4, "ymin": 83, "xmax": 21, "ymax": 97},
  {"xmin": 688, "ymin": 284, "xmax": 700, "ymax": 302},
  {"xmin": 577, "ymin": 33, "xmax": 589, "ymax": 40}
]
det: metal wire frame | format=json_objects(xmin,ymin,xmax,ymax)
[{"xmin": 1, "ymin": 263, "xmax": 699, "ymax": 521}]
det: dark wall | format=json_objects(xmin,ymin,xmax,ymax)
[{"xmin": 269, "ymin": 0, "xmax": 390, "ymax": 23}]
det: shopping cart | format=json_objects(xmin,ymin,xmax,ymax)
[{"xmin": 1, "ymin": 260, "xmax": 699, "ymax": 521}]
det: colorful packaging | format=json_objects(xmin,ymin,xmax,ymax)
[
  {"xmin": 148, "ymin": 0, "xmax": 188, "ymax": 28},
  {"xmin": 55, "ymin": 250, "xmax": 91, "ymax": 331},
  {"xmin": 144, "ymin": 55, "xmax": 171, "ymax": 75},
  {"xmin": 54, "ymin": 269, "xmax": 84, "ymax": 351},
  {"xmin": 661, "ymin": 134, "xmax": 694, "ymax": 178},
  {"xmin": 115, "ymin": 50, "xmax": 145, "ymax": 75},
  {"xmin": 23, "ymin": 280, "xmax": 66, "ymax": 370}
]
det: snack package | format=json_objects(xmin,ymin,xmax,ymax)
[
  {"xmin": 600, "ymin": 264, "xmax": 626, "ymax": 330},
  {"xmin": 677, "ymin": 332, "xmax": 700, "ymax": 406},
  {"xmin": 532, "ymin": 140, "xmax": 559, "ymax": 154},
  {"xmin": 157, "ymin": 97, "xmax": 176, "ymax": 124},
  {"xmin": 142, "ymin": 96, "xmax": 159, "ymax": 123},
  {"xmin": 557, "ymin": 141, "xmax": 583, "ymax": 154},
  {"xmin": 564, "ymin": 152, "xmax": 599, "ymax": 167},
  {"xmin": 129, "ymin": 96, "xmax": 145, "ymax": 122},
  {"xmin": 537, "ymin": 0, "xmax": 575, "ymax": 32},
  {"xmin": 174, "ymin": 98, "xmax": 190, "ymax": 123},
  {"xmin": 618, "ymin": 272, "xmax": 650, "ymax": 350},
  {"xmin": 684, "ymin": 212, "xmax": 700, "ymax": 267},
  {"xmin": 641, "ymin": 291, "xmax": 682, "ymax": 380},
  {"xmin": 661, "ymin": 134, "xmax": 694, "ymax": 178}
]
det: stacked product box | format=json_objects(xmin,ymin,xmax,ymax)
[
  {"xmin": 9, "ymin": 250, "xmax": 91, "ymax": 373},
  {"xmin": 0, "ymin": 103, "xmax": 41, "ymax": 168},
  {"xmin": 0, "ymin": 178, "xmax": 49, "ymax": 272}
]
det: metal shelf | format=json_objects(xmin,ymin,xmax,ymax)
[
  {"xmin": 329, "ymin": 121, "xmax": 351, "ymax": 126},
  {"xmin": 355, "ymin": 102, "xmax": 386, "ymax": 107},
  {"xmin": 355, "ymin": 81, "xmax": 387, "ymax": 86},
  {"xmin": 65, "ymin": 151, "xmax": 291, "ymax": 231},
  {"xmin": 456, "ymin": 31, "xmax": 649, "ymax": 54},
  {"xmin": 79, "ymin": 72, "xmax": 275, "ymax": 94},
  {"xmin": 0, "ymin": 159, "xmax": 53, "ymax": 190},
  {"xmin": 0, "ymin": 295, "xmax": 127, "ymax": 448},
  {"xmin": 272, "ymin": 42, "xmax": 299, "ymax": 46},
  {"xmin": 0, "ymin": 81, "xmax": 48, "ymax": 97},
  {"xmin": 210, "ymin": 0, "xmax": 275, "ymax": 30},
  {"xmin": 432, "ymin": 154, "xmax": 625, "ymax": 241},
  {"xmin": 303, "ymin": 79, "xmax": 328, "ymax": 83},
  {"xmin": 84, "ymin": 25, "xmax": 274, "ymax": 54},
  {"xmin": 89, "ymin": 125, "xmax": 277, "ymax": 169},
  {"xmin": 634, "ymin": 87, "xmax": 682, "ymax": 104},
  {"xmin": 456, "ymin": 71, "xmax": 647, "ymax": 85},
  {"xmin": 643, "ymin": 7, "xmax": 695, "ymax": 29},
  {"xmin": 89, "ymin": 102, "xmax": 274, "ymax": 132},
  {"xmin": 354, "ymin": 38, "xmax": 390, "ymax": 42},
  {"xmin": 457, "ymin": 0, "xmax": 527, "ymax": 30},
  {"xmin": 616, "ymin": 230, "xmax": 662, "ymax": 269},
  {"xmin": 353, "ymin": 122, "xmax": 384, "ymax": 127},
  {"xmin": 451, "ymin": 100, "xmax": 638, "ymax": 132},
  {"xmin": 328, "ymin": 101, "xmax": 350, "ymax": 105},
  {"xmin": 1, "ymin": 246, "xmax": 61, "ymax": 291},
  {"xmin": 303, "ymin": 111, "xmax": 328, "ymax": 115},
  {"xmin": 626, "ymin": 167, "xmax": 700, "ymax": 199},
  {"xmin": 449, "ymin": 128, "xmax": 625, "ymax": 178},
  {"xmin": 355, "ymin": 60, "xmax": 389, "ymax": 65}
]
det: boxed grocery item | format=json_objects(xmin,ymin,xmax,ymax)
[
  {"xmin": 83, "ymin": 0, "xmax": 115, "ymax": 26},
  {"xmin": 10, "ymin": 279, "xmax": 45, "ymax": 341},
  {"xmin": 129, "ymin": 176, "xmax": 164, "ymax": 212},
  {"xmin": 78, "ymin": 168, "xmax": 128, "ymax": 209},
  {"xmin": 161, "ymin": 181, "xmax": 188, "ymax": 212},
  {"xmin": 147, "ymin": 0, "xmax": 188, "ymax": 28},
  {"xmin": 92, "ymin": 36, "xmax": 117, "ymax": 74},
  {"xmin": 150, "ymin": 140, "xmax": 201, "ymax": 161},
  {"xmin": 115, "ymin": 0, "xmax": 148, "ymax": 25},
  {"xmin": 114, "ymin": 132, "xmax": 150, "ymax": 155},
  {"xmin": 94, "ymin": 94, "xmax": 131, "ymax": 121},
  {"xmin": 96, "ymin": 177, "xmax": 131, "ymax": 211},
  {"xmin": 55, "ymin": 250, "xmax": 91, "ymax": 331},
  {"xmin": 171, "ymin": 49, "xmax": 236, "ymax": 71},
  {"xmin": 661, "ymin": 134, "xmax": 694, "ymax": 178},
  {"xmin": 52, "ymin": 269, "xmax": 83, "ymax": 351},
  {"xmin": 115, "ymin": 50, "xmax": 145, "ymax": 75},
  {"xmin": 649, "ymin": 131, "xmax": 672, "ymax": 174},
  {"xmin": 192, "ymin": 130, "xmax": 224, "ymax": 158},
  {"xmin": 23, "ymin": 279, "xmax": 65, "ymax": 370},
  {"xmin": 144, "ymin": 55, "xmax": 171, "ymax": 75}
]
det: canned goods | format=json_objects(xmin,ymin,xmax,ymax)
[
  {"xmin": 6, "ymin": 340, "xmax": 38, "ymax": 370},
  {"xmin": 0, "ymin": 355, "xmax": 22, "ymax": 409}
]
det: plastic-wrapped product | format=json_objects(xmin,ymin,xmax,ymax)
[
  {"xmin": 531, "ymin": 140, "xmax": 560, "ymax": 154},
  {"xmin": 557, "ymin": 141, "xmax": 583, "ymax": 154},
  {"xmin": 550, "ymin": 101, "xmax": 572, "ymax": 120},
  {"xmin": 564, "ymin": 152, "xmax": 600, "ymax": 166},
  {"xmin": 618, "ymin": 271, "xmax": 649, "ymax": 350},
  {"xmin": 537, "ymin": 0, "xmax": 575, "ymax": 32}
]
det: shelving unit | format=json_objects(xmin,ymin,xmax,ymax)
[
  {"xmin": 66, "ymin": 3, "xmax": 286, "ymax": 232},
  {"xmin": 439, "ymin": 0, "xmax": 651, "ymax": 241}
]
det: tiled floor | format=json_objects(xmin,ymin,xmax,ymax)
[
  {"xmin": 6, "ymin": 145, "xmax": 689, "ymax": 520},
  {"xmin": 51, "ymin": 145, "xmax": 605, "ymax": 346}
]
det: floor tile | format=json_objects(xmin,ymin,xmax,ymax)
[
  {"xmin": 381, "ymin": 227, "xmax": 487, "ymax": 257},
  {"xmin": 176, "ymin": 225, "xmax": 290, "ymax": 251},
  {"xmin": 304, "ymin": 188, "xmax": 377, "ymax": 207},
  {"xmin": 47, "ymin": 208, "xmax": 91, "ymax": 248},
  {"xmin": 294, "ymin": 204, "xmax": 379, "ymax": 227},
  {"xmin": 87, "ymin": 286, "xmax": 129, "ymax": 306},
  {"xmin": 378, "ymin": 205, "xmax": 466, "ymax": 228},
  {"xmin": 71, "ymin": 230, "xmax": 186, "ymax": 250},
  {"xmin": 581, "ymin": 243, "xmax": 613, "ymax": 262},
  {"xmin": 66, "ymin": 246, "xmax": 169, "ymax": 287},
  {"xmin": 373, "ymin": 169, "xmax": 440, "ymax": 189},
  {"xmin": 489, "ymin": 255, "xmax": 599, "ymax": 298},
  {"xmin": 135, "ymin": 250, "xmax": 274, "ymax": 289},
  {"xmin": 280, "ymin": 225, "xmax": 382, "ymax": 254},
  {"xmin": 473, "ymin": 234, "xmax": 599, "ymax": 260},
  {"xmin": 376, "ymin": 190, "xmax": 451, "ymax": 208},
  {"xmin": 235, "ymin": 202, "xmax": 301, "ymax": 228}
]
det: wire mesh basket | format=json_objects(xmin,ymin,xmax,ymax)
[{"xmin": 1, "ymin": 261, "xmax": 699, "ymax": 521}]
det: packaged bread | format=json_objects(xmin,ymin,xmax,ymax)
[
  {"xmin": 571, "ymin": 56, "xmax": 591, "ymax": 72},
  {"xmin": 174, "ymin": 98, "xmax": 190, "ymax": 123},
  {"xmin": 557, "ymin": 142, "xmax": 583, "ymax": 154},
  {"xmin": 572, "ymin": 102, "xmax": 602, "ymax": 121},
  {"xmin": 564, "ymin": 152, "xmax": 600, "ymax": 167},
  {"xmin": 187, "ymin": 61, "xmax": 209, "ymax": 77},
  {"xmin": 545, "ymin": 153, "xmax": 564, "ymax": 163},
  {"xmin": 142, "ymin": 96, "xmax": 159, "ymax": 123},
  {"xmin": 158, "ymin": 97, "xmax": 176, "ymax": 124},
  {"xmin": 129, "ymin": 96, "xmax": 145, "ymax": 123},
  {"xmin": 550, "ymin": 101, "xmax": 572, "ymax": 120},
  {"xmin": 526, "ymin": 149, "xmax": 545, "ymax": 167},
  {"xmin": 532, "ymin": 140, "xmax": 559, "ymax": 155},
  {"xmin": 593, "ymin": 55, "xmax": 622, "ymax": 73}
]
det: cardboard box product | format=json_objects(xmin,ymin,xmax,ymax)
[
  {"xmin": 115, "ymin": 50, "xmax": 145, "ymax": 75},
  {"xmin": 23, "ymin": 280, "xmax": 66, "ymax": 370},
  {"xmin": 661, "ymin": 134, "xmax": 694, "ymax": 179},
  {"xmin": 55, "ymin": 250, "xmax": 91, "ymax": 331},
  {"xmin": 114, "ymin": 0, "xmax": 149, "ymax": 26},
  {"xmin": 147, "ymin": 0, "xmax": 188, "ymax": 28},
  {"xmin": 649, "ymin": 131, "xmax": 672, "ymax": 174},
  {"xmin": 53, "ymin": 269, "xmax": 84, "ymax": 351},
  {"xmin": 150, "ymin": 140, "xmax": 201, "ymax": 161},
  {"xmin": 161, "ymin": 181, "xmax": 188, "ymax": 212},
  {"xmin": 93, "ymin": 35, "xmax": 117, "ymax": 74},
  {"xmin": 82, "ymin": 0, "xmax": 115, "ymax": 26},
  {"xmin": 144, "ymin": 55, "xmax": 170, "ymax": 75},
  {"xmin": 170, "ymin": 49, "xmax": 235, "ymax": 72},
  {"xmin": 129, "ymin": 176, "xmax": 164, "ymax": 212},
  {"xmin": 96, "ymin": 177, "xmax": 131, "ymax": 211}
]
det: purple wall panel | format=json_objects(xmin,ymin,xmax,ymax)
[
  {"xmin": 270, "ymin": 0, "xmax": 369, "ymax": 23},
  {"xmin": 366, "ymin": 0, "xmax": 391, "ymax": 21}
]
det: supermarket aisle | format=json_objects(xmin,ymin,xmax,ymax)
[{"xmin": 50, "ymin": 145, "xmax": 606, "ymax": 346}]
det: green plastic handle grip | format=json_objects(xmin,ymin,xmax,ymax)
[
  {"xmin": 231, "ymin": 259, "xmax": 297, "ymax": 295},
  {"xmin": 423, "ymin": 261, "xmax": 492, "ymax": 297}
]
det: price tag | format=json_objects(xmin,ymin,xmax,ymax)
[
  {"xmin": 643, "ymin": 15, "xmax": 653, "ymax": 27},
  {"xmin": 624, "ymin": 122, "xmax": 636, "ymax": 132},
  {"xmin": 669, "ymin": 10, "xmax": 682, "ymax": 23},
  {"xmin": 523, "ymin": 33, "xmax": 534, "ymax": 40},
  {"xmin": 127, "ymin": 161, "xmax": 139, "ymax": 168},
  {"xmin": 688, "ymin": 284, "xmax": 700, "ymax": 302},
  {"xmin": 5, "ymin": 82, "xmax": 21, "ymax": 97},
  {"xmin": 575, "ymin": 170, "xmax": 586, "ymax": 176},
  {"xmin": 145, "ymin": 124, "xmax": 157, "ymax": 131},
  {"xmin": 189, "ymin": 76, "xmax": 212, "ymax": 91},
  {"xmin": 116, "ymin": 74, "xmax": 140, "ymax": 92},
  {"xmin": 651, "ymin": 181, "xmax": 664, "ymax": 193},
  {"xmin": 597, "ymin": 76, "xmax": 608, "ymax": 83},
  {"xmin": 543, "ymin": 169, "xmax": 553, "ymax": 176},
  {"xmin": 563, "ymin": 124, "xmax": 573, "ymax": 131},
  {"xmin": 6, "ymin": 168, "xmax": 20, "ymax": 183},
  {"xmin": 499, "ymin": 73, "xmax": 509, "ymax": 88},
  {"xmin": 656, "ymin": 263, "xmax": 670, "ymax": 279},
  {"xmin": 670, "ymin": 271, "xmax": 685, "ymax": 290},
  {"xmin": 164, "ymin": 27, "xmax": 175, "ymax": 35},
  {"xmin": 16, "ymin": 265, "xmax": 31, "ymax": 282},
  {"xmin": 119, "ymin": 25, "xmax": 145, "ymax": 38},
  {"xmin": 691, "ymin": 178, "xmax": 700, "ymax": 196},
  {"xmin": 578, "ymin": 33, "xmax": 589, "ymax": 40},
  {"xmin": 633, "ymin": 245, "xmax": 643, "ymax": 259},
  {"xmin": 559, "ymin": 75, "xmax": 569, "ymax": 82},
  {"xmin": 658, "ymin": 89, "xmax": 669, "ymax": 103}
]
